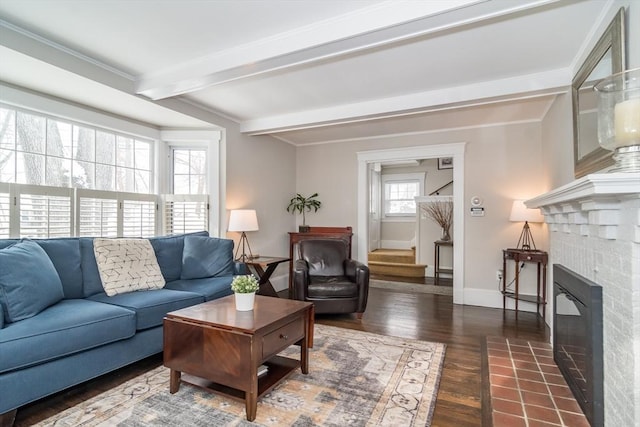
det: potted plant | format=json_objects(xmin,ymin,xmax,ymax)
[
  {"xmin": 230, "ymin": 275, "xmax": 260, "ymax": 311},
  {"xmin": 286, "ymin": 193, "xmax": 322, "ymax": 232}
]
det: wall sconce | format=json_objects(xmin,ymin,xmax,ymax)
[
  {"xmin": 509, "ymin": 200, "xmax": 544, "ymax": 251},
  {"xmin": 228, "ymin": 209, "xmax": 259, "ymax": 261}
]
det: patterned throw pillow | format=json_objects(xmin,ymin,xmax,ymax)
[{"xmin": 93, "ymin": 238, "xmax": 165, "ymax": 296}]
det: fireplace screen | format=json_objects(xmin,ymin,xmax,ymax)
[{"xmin": 553, "ymin": 264, "xmax": 603, "ymax": 427}]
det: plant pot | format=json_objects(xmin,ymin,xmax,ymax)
[
  {"xmin": 298, "ymin": 225, "xmax": 311, "ymax": 233},
  {"xmin": 234, "ymin": 292, "xmax": 256, "ymax": 311}
]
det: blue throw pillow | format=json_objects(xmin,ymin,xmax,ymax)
[
  {"xmin": 181, "ymin": 236, "xmax": 235, "ymax": 280},
  {"xmin": 0, "ymin": 240, "xmax": 64, "ymax": 323}
]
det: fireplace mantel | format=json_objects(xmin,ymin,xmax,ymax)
[
  {"xmin": 526, "ymin": 173, "xmax": 640, "ymax": 208},
  {"xmin": 526, "ymin": 173, "xmax": 640, "ymax": 242},
  {"xmin": 524, "ymin": 172, "xmax": 640, "ymax": 427}
]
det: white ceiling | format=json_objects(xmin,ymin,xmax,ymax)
[{"xmin": 0, "ymin": 0, "xmax": 611, "ymax": 145}]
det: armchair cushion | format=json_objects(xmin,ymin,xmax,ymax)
[
  {"xmin": 299, "ymin": 239, "xmax": 348, "ymax": 276},
  {"xmin": 307, "ymin": 277, "xmax": 358, "ymax": 298}
]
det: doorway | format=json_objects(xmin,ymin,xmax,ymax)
[{"xmin": 357, "ymin": 143, "xmax": 466, "ymax": 304}]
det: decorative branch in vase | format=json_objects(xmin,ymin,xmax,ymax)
[{"xmin": 421, "ymin": 199, "xmax": 453, "ymax": 241}]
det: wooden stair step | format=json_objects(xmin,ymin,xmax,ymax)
[
  {"xmin": 368, "ymin": 261, "xmax": 426, "ymax": 278},
  {"xmin": 368, "ymin": 249, "xmax": 415, "ymax": 264}
]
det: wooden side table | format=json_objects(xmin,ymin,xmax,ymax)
[
  {"xmin": 502, "ymin": 248, "xmax": 548, "ymax": 319},
  {"xmin": 244, "ymin": 256, "xmax": 290, "ymax": 298},
  {"xmin": 434, "ymin": 240, "xmax": 453, "ymax": 286}
]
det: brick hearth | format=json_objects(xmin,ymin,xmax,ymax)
[{"xmin": 483, "ymin": 336, "xmax": 589, "ymax": 427}]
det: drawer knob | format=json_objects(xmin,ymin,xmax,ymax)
[
  {"xmin": 280, "ymin": 334, "xmax": 288, "ymax": 340},
  {"xmin": 527, "ymin": 256, "xmax": 531, "ymax": 260}
]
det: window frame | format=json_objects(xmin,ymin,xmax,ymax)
[{"xmin": 381, "ymin": 172, "xmax": 425, "ymax": 221}]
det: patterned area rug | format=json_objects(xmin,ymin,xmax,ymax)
[
  {"xmin": 35, "ymin": 325, "xmax": 446, "ymax": 426},
  {"xmin": 370, "ymin": 279, "xmax": 453, "ymax": 296}
]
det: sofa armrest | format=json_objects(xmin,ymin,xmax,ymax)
[
  {"xmin": 292, "ymin": 259, "xmax": 310, "ymax": 300},
  {"xmin": 345, "ymin": 259, "xmax": 368, "ymax": 283}
]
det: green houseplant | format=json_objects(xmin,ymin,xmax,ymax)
[
  {"xmin": 231, "ymin": 275, "xmax": 259, "ymax": 311},
  {"xmin": 286, "ymin": 193, "xmax": 322, "ymax": 232}
]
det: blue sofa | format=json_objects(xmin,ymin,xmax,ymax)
[{"xmin": 0, "ymin": 231, "xmax": 242, "ymax": 420}]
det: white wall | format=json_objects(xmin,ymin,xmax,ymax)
[{"xmin": 295, "ymin": 121, "xmax": 547, "ymax": 307}]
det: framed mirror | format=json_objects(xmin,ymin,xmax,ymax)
[{"xmin": 572, "ymin": 8, "xmax": 626, "ymax": 178}]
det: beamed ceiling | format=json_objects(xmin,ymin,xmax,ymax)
[{"xmin": 0, "ymin": 0, "xmax": 614, "ymax": 145}]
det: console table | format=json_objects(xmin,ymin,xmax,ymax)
[
  {"xmin": 288, "ymin": 226, "xmax": 353, "ymax": 294},
  {"xmin": 434, "ymin": 240, "xmax": 453, "ymax": 286},
  {"xmin": 502, "ymin": 248, "xmax": 548, "ymax": 319}
]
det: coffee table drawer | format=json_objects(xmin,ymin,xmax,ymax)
[{"xmin": 262, "ymin": 318, "xmax": 304, "ymax": 358}]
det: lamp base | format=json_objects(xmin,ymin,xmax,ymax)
[
  {"xmin": 515, "ymin": 221, "xmax": 537, "ymax": 251},
  {"xmin": 610, "ymin": 145, "xmax": 640, "ymax": 173},
  {"xmin": 234, "ymin": 232, "xmax": 255, "ymax": 262}
]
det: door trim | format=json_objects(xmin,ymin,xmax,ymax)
[{"xmin": 357, "ymin": 142, "xmax": 466, "ymax": 304}]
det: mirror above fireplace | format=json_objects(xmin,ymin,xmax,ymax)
[{"xmin": 572, "ymin": 8, "xmax": 626, "ymax": 178}]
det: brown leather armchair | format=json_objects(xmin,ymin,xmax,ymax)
[{"xmin": 292, "ymin": 239, "xmax": 369, "ymax": 319}]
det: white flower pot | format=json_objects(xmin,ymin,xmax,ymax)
[{"xmin": 235, "ymin": 292, "xmax": 256, "ymax": 311}]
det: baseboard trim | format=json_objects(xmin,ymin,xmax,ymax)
[{"xmin": 462, "ymin": 288, "xmax": 538, "ymax": 313}]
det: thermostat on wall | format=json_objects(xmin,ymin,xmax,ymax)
[{"xmin": 470, "ymin": 207, "xmax": 485, "ymax": 217}]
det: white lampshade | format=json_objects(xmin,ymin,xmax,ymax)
[
  {"xmin": 228, "ymin": 209, "xmax": 259, "ymax": 232},
  {"xmin": 509, "ymin": 200, "xmax": 544, "ymax": 223}
]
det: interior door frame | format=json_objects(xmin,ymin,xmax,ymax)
[{"xmin": 357, "ymin": 142, "xmax": 466, "ymax": 305}]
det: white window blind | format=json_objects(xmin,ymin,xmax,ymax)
[
  {"xmin": 0, "ymin": 183, "xmax": 10, "ymax": 238},
  {"xmin": 162, "ymin": 194, "xmax": 208, "ymax": 235},
  {"xmin": 123, "ymin": 197, "xmax": 156, "ymax": 237},
  {"xmin": 76, "ymin": 190, "xmax": 118, "ymax": 237},
  {"xmin": 17, "ymin": 185, "xmax": 73, "ymax": 238}
]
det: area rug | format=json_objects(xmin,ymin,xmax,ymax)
[
  {"xmin": 35, "ymin": 325, "xmax": 446, "ymax": 426},
  {"xmin": 370, "ymin": 279, "xmax": 453, "ymax": 296}
]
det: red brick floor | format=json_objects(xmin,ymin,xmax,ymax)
[{"xmin": 486, "ymin": 336, "xmax": 590, "ymax": 427}]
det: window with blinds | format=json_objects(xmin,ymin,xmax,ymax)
[
  {"xmin": 0, "ymin": 185, "xmax": 10, "ymax": 238},
  {"xmin": 123, "ymin": 198, "xmax": 156, "ymax": 237},
  {"xmin": 15, "ymin": 185, "xmax": 74, "ymax": 238},
  {"xmin": 76, "ymin": 191, "xmax": 118, "ymax": 237},
  {"xmin": 162, "ymin": 194, "xmax": 208, "ymax": 235}
]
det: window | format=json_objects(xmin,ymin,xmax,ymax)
[
  {"xmin": 0, "ymin": 104, "xmax": 162, "ymax": 238},
  {"xmin": 162, "ymin": 148, "xmax": 209, "ymax": 235},
  {"xmin": 0, "ymin": 105, "xmax": 154, "ymax": 194},
  {"xmin": 172, "ymin": 149, "xmax": 207, "ymax": 194},
  {"xmin": 382, "ymin": 173, "xmax": 425, "ymax": 218}
]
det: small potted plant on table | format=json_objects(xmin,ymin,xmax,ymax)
[
  {"xmin": 286, "ymin": 193, "xmax": 322, "ymax": 232},
  {"xmin": 231, "ymin": 275, "xmax": 260, "ymax": 311}
]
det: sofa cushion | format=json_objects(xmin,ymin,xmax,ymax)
[
  {"xmin": 149, "ymin": 231, "xmax": 209, "ymax": 281},
  {"xmin": 165, "ymin": 276, "xmax": 234, "ymax": 301},
  {"xmin": 35, "ymin": 238, "xmax": 83, "ymax": 298},
  {"xmin": 0, "ymin": 299, "xmax": 136, "ymax": 374},
  {"xmin": 80, "ymin": 238, "xmax": 103, "ymax": 297},
  {"xmin": 89, "ymin": 289, "xmax": 203, "ymax": 330},
  {"xmin": 0, "ymin": 240, "xmax": 65, "ymax": 324},
  {"xmin": 181, "ymin": 236, "xmax": 235, "ymax": 280},
  {"xmin": 93, "ymin": 238, "xmax": 165, "ymax": 296},
  {"xmin": 0, "ymin": 238, "xmax": 83, "ymax": 299}
]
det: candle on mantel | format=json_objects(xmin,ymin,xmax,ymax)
[{"xmin": 614, "ymin": 98, "xmax": 640, "ymax": 147}]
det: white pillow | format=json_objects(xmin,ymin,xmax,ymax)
[{"xmin": 93, "ymin": 238, "xmax": 165, "ymax": 296}]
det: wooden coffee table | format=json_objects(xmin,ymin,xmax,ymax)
[{"xmin": 163, "ymin": 295, "xmax": 314, "ymax": 421}]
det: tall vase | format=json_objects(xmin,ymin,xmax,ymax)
[
  {"xmin": 441, "ymin": 227, "xmax": 451, "ymax": 242},
  {"xmin": 235, "ymin": 292, "xmax": 256, "ymax": 311}
]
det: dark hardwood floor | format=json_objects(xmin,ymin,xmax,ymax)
[{"xmin": 12, "ymin": 286, "xmax": 548, "ymax": 427}]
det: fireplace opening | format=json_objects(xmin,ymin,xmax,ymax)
[{"xmin": 553, "ymin": 264, "xmax": 603, "ymax": 426}]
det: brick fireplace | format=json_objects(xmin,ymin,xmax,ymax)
[{"xmin": 527, "ymin": 173, "xmax": 640, "ymax": 427}]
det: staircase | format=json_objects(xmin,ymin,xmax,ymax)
[{"xmin": 367, "ymin": 248, "xmax": 426, "ymax": 278}]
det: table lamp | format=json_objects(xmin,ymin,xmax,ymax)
[
  {"xmin": 509, "ymin": 200, "xmax": 544, "ymax": 250},
  {"xmin": 228, "ymin": 209, "xmax": 259, "ymax": 261}
]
